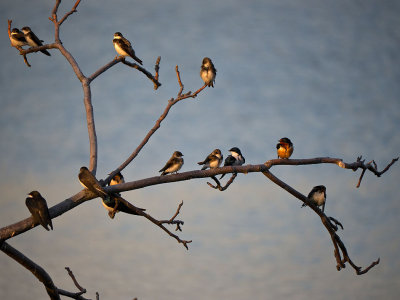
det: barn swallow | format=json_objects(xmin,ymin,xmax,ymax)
[
  {"xmin": 113, "ymin": 32, "xmax": 143, "ymax": 65},
  {"xmin": 159, "ymin": 151, "xmax": 184, "ymax": 175},
  {"xmin": 220, "ymin": 147, "xmax": 245, "ymax": 179},
  {"xmin": 10, "ymin": 28, "xmax": 28, "ymax": 48},
  {"xmin": 78, "ymin": 166, "xmax": 108, "ymax": 199},
  {"xmin": 198, "ymin": 149, "xmax": 223, "ymax": 170},
  {"xmin": 110, "ymin": 171, "xmax": 125, "ymax": 186},
  {"xmin": 276, "ymin": 137, "xmax": 294, "ymax": 159},
  {"xmin": 25, "ymin": 191, "xmax": 53, "ymax": 231},
  {"xmin": 302, "ymin": 185, "xmax": 327, "ymax": 212},
  {"xmin": 101, "ymin": 194, "xmax": 145, "ymax": 219},
  {"xmin": 200, "ymin": 57, "xmax": 217, "ymax": 87},
  {"xmin": 21, "ymin": 26, "xmax": 51, "ymax": 56}
]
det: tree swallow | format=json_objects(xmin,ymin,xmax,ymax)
[
  {"xmin": 302, "ymin": 185, "xmax": 327, "ymax": 212},
  {"xmin": 159, "ymin": 151, "xmax": 184, "ymax": 175},
  {"xmin": 25, "ymin": 191, "xmax": 53, "ymax": 231},
  {"xmin": 198, "ymin": 149, "xmax": 223, "ymax": 170},
  {"xmin": 110, "ymin": 171, "xmax": 125, "ymax": 186},
  {"xmin": 113, "ymin": 32, "xmax": 143, "ymax": 65},
  {"xmin": 78, "ymin": 166, "xmax": 108, "ymax": 199},
  {"xmin": 10, "ymin": 28, "xmax": 28, "ymax": 48},
  {"xmin": 200, "ymin": 57, "xmax": 217, "ymax": 87},
  {"xmin": 101, "ymin": 195, "xmax": 145, "ymax": 219},
  {"xmin": 276, "ymin": 137, "xmax": 294, "ymax": 159},
  {"xmin": 220, "ymin": 147, "xmax": 245, "ymax": 179},
  {"xmin": 21, "ymin": 26, "xmax": 51, "ymax": 56}
]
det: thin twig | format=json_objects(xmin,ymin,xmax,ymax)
[
  {"xmin": 58, "ymin": 0, "xmax": 82, "ymax": 26},
  {"xmin": 154, "ymin": 56, "xmax": 161, "ymax": 89},
  {"xmin": 122, "ymin": 59, "xmax": 161, "ymax": 88},
  {"xmin": 115, "ymin": 197, "xmax": 191, "ymax": 249},
  {"xmin": 65, "ymin": 267, "xmax": 86, "ymax": 292},
  {"xmin": 207, "ymin": 174, "xmax": 237, "ymax": 191}
]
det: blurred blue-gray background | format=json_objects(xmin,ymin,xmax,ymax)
[{"xmin": 1, "ymin": 0, "xmax": 399, "ymax": 299}]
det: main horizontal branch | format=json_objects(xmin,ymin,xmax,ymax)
[{"xmin": 1, "ymin": 156, "xmax": 396, "ymax": 241}]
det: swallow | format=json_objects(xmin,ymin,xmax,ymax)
[
  {"xmin": 113, "ymin": 32, "xmax": 143, "ymax": 65},
  {"xmin": 110, "ymin": 171, "xmax": 125, "ymax": 186},
  {"xmin": 21, "ymin": 26, "xmax": 51, "ymax": 56},
  {"xmin": 78, "ymin": 166, "xmax": 108, "ymax": 199},
  {"xmin": 200, "ymin": 57, "xmax": 217, "ymax": 87},
  {"xmin": 159, "ymin": 151, "xmax": 184, "ymax": 175},
  {"xmin": 10, "ymin": 28, "xmax": 28, "ymax": 48},
  {"xmin": 220, "ymin": 147, "xmax": 245, "ymax": 179},
  {"xmin": 198, "ymin": 149, "xmax": 223, "ymax": 170},
  {"xmin": 276, "ymin": 137, "xmax": 294, "ymax": 159},
  {"xmin": 101, "ymin": 194, "xmax": 145, "ymax": 219},
  {"xmin": 302, "ymin": 185, "xmax": 327, "ymax": 212},
  {"xmin": 25, "ymin": 191, "xmax": 53, "ymax": 231}
]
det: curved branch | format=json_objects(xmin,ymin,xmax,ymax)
[
  {"xmin": 261, "ymin": 169, "xmax": 380, "ymax": 274},
  {"xmin": 0, "ymin": 240, "xmax": 60, "ymax": 300}
]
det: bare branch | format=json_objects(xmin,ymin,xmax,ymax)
[
  {"xmin": 65, "ymin": 267, "xmax": 86, "ymax": 293},
  {"xmin": 58, "ymin": 0, "xmax": 82, "ymax": 26},
  {"xmin": 112, "ymin": 197, "xmax": 191, "ymax": 249},
  {"xmin": 207, "ymin": 174, "xmax": 237, "ymax": 191},
  {"xmin": 154, "ymin": 56, "xmax": 161, "ymax": 90},
  {"xmin": 105, "ymin": 66, "xmax": 207, "ymax": 184},
  {"xmin": 261, "ymin": 168, "xmax": 380, "ymax": 274},
  {"xmin": 159, "ymin": 201, "xmax": 185, "ymax": 231},
  {"xmin": 0, "ymin": 240, "xmax": 60, "ymax": 300},
  {"xmin": 122, "ymin": 59, "xmax": 162, "ymax": 89},
  {"xmin": 1, "ymin": 156, "xmax": 397, "ymax": 242},
  {"xmin": 88, "ymin": 57, "xmax": 124, "ymax": 82}
]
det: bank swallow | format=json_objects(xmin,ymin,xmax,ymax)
[
  {"xmin": 220, "ymin": 147, "xmax": 245, "ymax": 179},
  {"xmin": 302, "ymin": 185, "xmax": 327, "ymax": 212},
  {"xmin": 21, "ymin": 26, "xmax": 51, "ymax": 56},
  {"xmin": 78, "ymin": 166, "xmax": 108, "ymax": 199},
  {"xmin": 10, "ymin": 28, "xmax": 28, "ymax": 48},
  {"xmin": 25, "ymin": 191, "xmax": 53, "ymax": 231},
  {"xmin": 113, "ymin": 32, "xmax": 143, "ymax": 65},
  {"xmin": 276, "ymin": 137, "xmax": 294, "ymax": 159},
  {"xmin": 200, "ymin": 57, "xmax": 217, "ymax": 87},
  {"xmin": 198, "ymin": 149, "xmax": 223, "ymax": 170},
  {"xmin": 159, "ymin": 151, "xmax": 184, "ymax": 175}
]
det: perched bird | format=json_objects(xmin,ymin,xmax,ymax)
[
  {"xmin": 198, "ymin": 149, "xmax": 223, "ymax": 170},
  {"xmin": 101, "ymin": 194, "xmax": 145, "ymax": 219},
  {"xmin": 113, "ymin": 32, "xmax": 142, "ymax": 65},
  {"xmin": 302, "ymin": 185, "xmax": 327, "ymax": 212},
  {"xmin": 10, "ymin": 28, "xmax": 28, "ymax": 48},
  {"xmin": 159, "ymin": 151, "xmax": 184, "ymax": 175},
  {"xmin": 78, "ymin": 166, "xmax": 108, "ymax": 199},
  {"xmin": 220, "ymin": 147, "xmax": 245, "ymax": 179},
  {"xmin": 276, "ymin": 137, "xmax": 294, "ymax": 159},
  {"xmin": 110, "ymin": 171, "xmax": 125, "ymax": 186},
  {"xmin": 200, "ymin": 57, "xmax": 217, "ymax": 87},
  {"xmin": 21, "ymin": 26, "xmax": 51, "ymax": 56},
  {"xmin": 25, "ymin": 191, "xmax": 53, "ymax": 231}
]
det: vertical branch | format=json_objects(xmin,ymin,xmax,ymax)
[{"xmin": 82, "ymin": 79, "xmax": 97, "ymax": 174}]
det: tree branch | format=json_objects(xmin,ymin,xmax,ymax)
[
  {"xmin": 1, "ymin": 156, "xmax": 397, "ymax": 242},
  {"xmin": 0, "ymin": 240, "xmax": 60, "ymax": 300},
  {"xmin": 105, "ymin": 65, "xmax": 207, "ymax": 184},
  {"xmin": 261, "ymin": 168, "xmax": 380, "ymax": 274}
]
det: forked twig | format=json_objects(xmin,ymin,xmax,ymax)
[{"xmin": 207, "ymin": 174, "xmax": 237, "ymax": 191}]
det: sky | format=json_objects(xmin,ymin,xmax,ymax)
[{"xmin": 1, "ymin": 0, "xmax": 400, "ymax": 299}]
